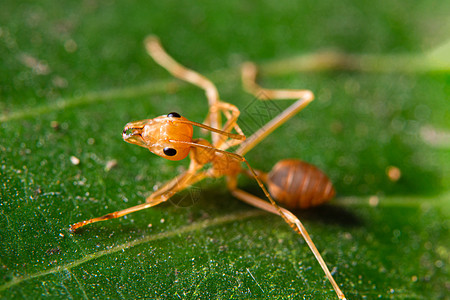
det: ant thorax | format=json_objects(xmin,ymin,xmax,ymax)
[{"xmin": 190, "ymin": 138, "xmax": 241, "ymax": 177}]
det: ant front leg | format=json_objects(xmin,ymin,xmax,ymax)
[
  {"xmin": 144, "ymin": 167, "xmax": 208, "ymax": 204},
  {"xmin": 69, "ymin": 194, "xmax": 168, "ymax": 232},
  {"xmin": 236, "ymin": 62, "xmax": 315, "ymax": 156},
  {"xmin": 145, "ymin": 36, "xmax": 245, "ymax": 149},
  {"xmin": 70, "ymin": 167, "xmax": 207, "ymax": 232},
  {"xmin": 210, "ymin": 101, "xmax": 247, "ymax": 151},
  {"xmin": 145, "ymin": 36, "xmax": 222, "ymax": 143}
]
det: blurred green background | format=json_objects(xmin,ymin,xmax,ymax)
[{"xmin": 1, "ymin": 1, "xmax": 449, "ymax": 299}]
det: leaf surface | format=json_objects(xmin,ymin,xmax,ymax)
[{"xmin": 1, "ymin": 1, "xmax": 449, "ymax": 299}]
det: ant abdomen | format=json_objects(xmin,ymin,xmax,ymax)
[{"xmin": 266, "ymin": 159, "xmax": 335, "ymax": 209}]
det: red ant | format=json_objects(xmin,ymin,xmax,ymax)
[{"xmin": 70, "ymin": 36, "xmax": 346, "ymax": 299}]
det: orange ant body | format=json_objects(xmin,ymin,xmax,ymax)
[{"xmin": 70, "ymin": 36, "xmax": 346, "ymax": 299}]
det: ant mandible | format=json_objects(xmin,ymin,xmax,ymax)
[{"xmin": 70, "ymin": 36, "xmax": 346, "ymax": 300}]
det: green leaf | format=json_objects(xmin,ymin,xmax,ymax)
[{"xmin": 1, "ymin": 1, "xmax": 449, "ymax": 299}]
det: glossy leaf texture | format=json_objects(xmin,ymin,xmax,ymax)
[{"xmin": 1, "ymin": 1, "xmax": 449, "ymax": 299}]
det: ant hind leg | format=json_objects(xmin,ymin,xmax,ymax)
[{"xmin": 227, "ymin": 177, "xmax": 346, "ymax": 300}]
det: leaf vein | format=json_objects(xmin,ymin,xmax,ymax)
[{"xmin": 0, "ymin": 209, "xmax": 264, "ymax": 292}]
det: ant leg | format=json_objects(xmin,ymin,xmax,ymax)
[
  {"xmin": 144, "ymin": 36, "xmax": 222, "ymax": 143},
  {"xmin": 69, "ymin": 196, "xmax": 168, "ymax": 232},
  {"xmin": 236, "ymin": 62, "xmax": 315, "ymax": 156},
  {"xmin": 215, "ymin": 102, "xmax": 244, "ymax": 136},
  {"xmin": 145, "ymin": 167, "xmax": 207, "ymax": 203},
  {"xmin": 242, "ymin": 62, "xmax": 314, "ymax": 101},
  {"xmin": 69, "ymin": 172, "xmax": 206, "ymax": 232},
  {"xmin": 227, "ymin": 177, "xmax": 346, "ymax": 300},
  {"xmin": 70, "ymin": 168, "xmax": 207, "ymax": 232},
  {"xmin": 210, "ymin": 101, "xmax": 247, "ymax": 151}
]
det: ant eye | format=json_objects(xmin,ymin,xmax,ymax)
[
  {"xmin": 163, "ymin": 147, "xmax": 177, "ymax": 156},
  {"xmin": 167, "ymin": 112, "xmax": 181, "ymax": 118}
]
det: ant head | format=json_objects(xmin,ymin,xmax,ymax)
[{"xmin": 122, "ymin": 112, "xmax": 193, "ymax": 161}]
